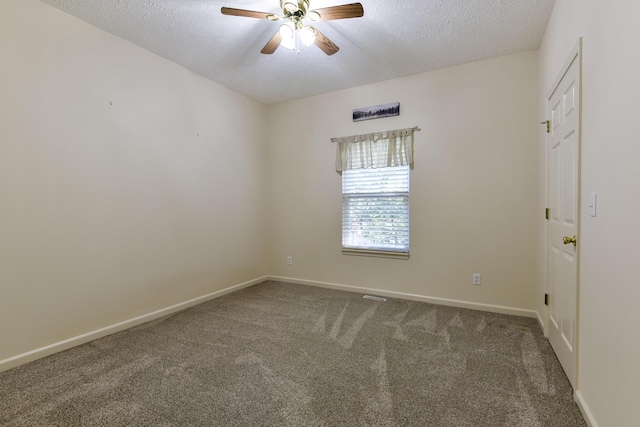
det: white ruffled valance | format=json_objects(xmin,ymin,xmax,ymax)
[{"xmin": 334, "ymin": 127, "xmax": 415, "ymax": 172}]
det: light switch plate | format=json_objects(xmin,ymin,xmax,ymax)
[{"xmin": 589, "ymin": 193, "xmax": 597, "ymax": 217}]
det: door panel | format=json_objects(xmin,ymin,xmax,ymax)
[{"xmin": 547, "ymin": 46, "xmax": 581, "ymax": 388}]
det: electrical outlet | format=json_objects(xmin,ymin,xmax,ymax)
[
  {"xmin": 473, "ymin": 274, "xmax": 481, "ymax": 285},
  {"xmin": 287, "ymin": 256, "xmax": 292, "ymax": 265}
]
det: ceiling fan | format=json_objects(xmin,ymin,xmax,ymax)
[{"xmin": 221, "ymin": 1, "xmax": 364, "ymax": 55}]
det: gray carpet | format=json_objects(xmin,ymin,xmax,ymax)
[{"xmin": 0, "ymin": 281, "xmax": 586, "ymax": 426}]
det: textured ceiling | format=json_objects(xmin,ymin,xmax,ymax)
[{"xmin": 38, "ymin": 0, "xmax": 555, "ymax": 105}]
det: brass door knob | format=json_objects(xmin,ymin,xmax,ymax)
[{"xmin": 563, "ymin": 235, "xmax": 577, "ymax": 247}]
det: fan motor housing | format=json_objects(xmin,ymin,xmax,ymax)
[{"xmin": 281, "ymin": 0, "xmax": 310, "ymax": 18}]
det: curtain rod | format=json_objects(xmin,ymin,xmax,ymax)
[{"xmin": 331, "ymin": 126, "xmax": 421, "ymax": 143}]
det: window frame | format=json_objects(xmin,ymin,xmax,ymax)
[{"xmin": 341, "ymin": 164, "xmax": 410, "ymax": 259}]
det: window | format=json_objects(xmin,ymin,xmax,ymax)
[
  {"xmin": 334, "ymin": 126, "xmax": 416, "ymax": 259},
  {"xmin": 342, "ymin": 165, "xmax": 410, "ymax": 258}
]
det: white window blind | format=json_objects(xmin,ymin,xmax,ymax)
[{"xmin": 342, "ymin": 165, "xmax": 410, "ymax": 257}]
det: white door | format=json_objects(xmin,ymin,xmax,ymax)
[{"xmin": 547, "ymin": 43, "xmax": 581, "ymax": 388}]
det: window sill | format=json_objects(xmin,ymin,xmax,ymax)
[{"xmin": 342, "ymin": 248, "xmax": 410, "ymax": 260}]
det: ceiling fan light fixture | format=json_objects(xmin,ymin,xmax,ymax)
[
  {"xmin": 221, "ymin": 1, "xmax": 363, "ymax": 56},
  {"xmin": 279, "ymin": 22, "xmax": 295, "ymax": 39},
  {"xmin": 307, "ymin": 10, "xmax": 321, "ymax": 22},
  {"xmin": 280, "ymin": 37, "xmax": 297, "ymax": 51},
  {"xmin": 282, "ymin": 2, "xmax": 298, "ymax": 13},
  {"xmin": 299, "ymin": 25, "xmax": 316, "ymax": 47},
  {"xmin": 279, "ymin": 22, "xmax": 297, "ymax": 50}
]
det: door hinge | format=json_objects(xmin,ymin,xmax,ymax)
[
  {"xmin": 541, "ymin": 120, "xmax": 550, "ymax": 133},
  {"xmin": 545, "ymin": 208, "xmax": 550, "ymax": 220},
  {"xmin": 544, "ymin": 293, "xmax": 550, "ymax": 306}
]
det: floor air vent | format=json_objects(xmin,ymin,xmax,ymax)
[{"xmin": 363, "ymin": 295, "xmax": 387, "ymax": 302}]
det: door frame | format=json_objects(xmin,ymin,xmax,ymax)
[{"xmin": 545, "ymin": 38, "xmax": 583, "ymax": 391}]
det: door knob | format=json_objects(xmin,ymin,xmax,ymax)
[{"xmin": 563, "ymin": 235, "xmax": 577, "ymax": 247}]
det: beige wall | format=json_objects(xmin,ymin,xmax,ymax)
[
  {"xmin": 538, "ymin": 1, "xmax": 640, "ymax": 425},
  {"xmin": 0, "ymin": 0, "xmax": 268, "ymax": 366},
  {"xmin": 267, "ymin": 51, "xmax": 539, "ymax": 313}
]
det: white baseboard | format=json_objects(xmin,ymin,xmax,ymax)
[
  {"xmin": 0, "ymin": 276, "xmax": 268, "ymax": 373},
  {"xmin": 575, "ymin": 390, "xmax": 599, "ymax": 427},
  {"xmin": 268, "ymin": 276, "xmax": 538, "ymax": 319},
  {"xmin": 536, "ymin": 310, "xmax": 546, "ymax": 333}
]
